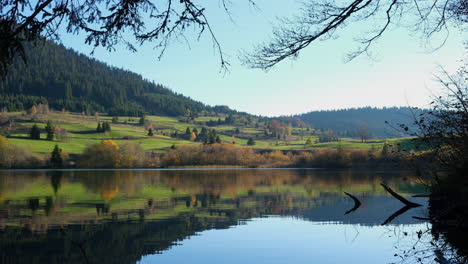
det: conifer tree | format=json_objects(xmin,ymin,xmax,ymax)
[
  {"xmin": 247, "ymin": 137, "xmax": 256, "ymax": 146},
  {"xmin": 45, "ymin": 121, "xmax": 54, "ymax": 141},
  {"xmin": 29, "ymin": 124, "xmax": 40, "ymax": 140},
  {"xmin": 148, "ymin": 128, "xmax": 154, "ymax": 136}
]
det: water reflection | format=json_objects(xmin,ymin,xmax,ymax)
[{"xmin": 0, "ymin": 169, "xmax": 437, "ymax": 263}]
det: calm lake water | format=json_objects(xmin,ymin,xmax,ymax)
[{"xmin": 0, "ymin": 169, "xmax": 435, "ymax": 263}]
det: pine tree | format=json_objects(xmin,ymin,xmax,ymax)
[
  {"xmin": 96, "ymin": 122, "xmax": 102, "ymax": 133},
  {"xmin": 50, "ymin": 144, "xmax": 63, "ymax": 168},
  {"xmin": 185, "ymin": 127, "xmax": 191, "ymax": 135},
  {"xmin": 247, "ymin": 137, "xmax": 255, "ymax": 146},
  {"xmin": 208, "ymin": 129, "xmax": 216, "ymax": 144},
  {"xmin": 29, "ymin": 124, "xmax": 41, "ymax": 140},
  {"xmin": 98, "ymin": 122, "xmax": 111, "ymax": 133},
  {"xmin": 148, "ymin": 128, "xmax": 154, "ymax": 136},
  {"xmin": 215, "ymin": 135, "xmax": 221, "ymax": 144},
  {"xmin": 45, "ymin": 120, "xmax": 54, "ymax": 141}
]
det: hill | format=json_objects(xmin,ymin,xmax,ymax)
[
  {"xmin": 0, "ymin": 40, "xmax": 239, "ymax": 117},
  {"xmin": 293, "ymin": 107, "xmax": 419, "ymax": 138}
]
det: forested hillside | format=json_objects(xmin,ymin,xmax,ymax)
[
  {"xmin": 0, "ymin": 41, "xmax": 233, "ymax": 117},
  {"xmin": 294, "ymin": 107, "xmax": 419, "ymax": 138}
]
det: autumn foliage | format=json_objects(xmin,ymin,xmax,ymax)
[{"xmin": 77, "ymin": 140, "xmax": 147, "ymax": 168}]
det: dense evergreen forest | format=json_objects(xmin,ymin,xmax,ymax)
[
  {"xmin": 0, "ymin": 40, "xmax": 236, "ymax": 117},
  {"xmin": 294, "ymin": 107, "xmax": 419, "ymax": 138}
]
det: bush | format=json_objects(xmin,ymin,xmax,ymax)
[
  {"xmin": 76, "ymin": 140, "xmax": 148, "ymax": 168},
  {"xmin": 0, "ymin": 135, "xmax": 44, "ymax": 168}
]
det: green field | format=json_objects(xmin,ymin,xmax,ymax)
[{"xmin": 1, "ymin": 112, "xmax": 417, "ymax": 155}]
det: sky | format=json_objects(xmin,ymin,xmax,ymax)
[{"xmin": 59, "ymin": 1, "xmax": 466, "ymax": 117}]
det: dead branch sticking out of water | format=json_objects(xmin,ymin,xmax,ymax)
[{"xmin": 380, "ymin": 183, "xmax": 422, "ymax": 207}]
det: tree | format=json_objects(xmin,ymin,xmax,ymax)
[
  {"xmin": 305, "ymin": 137, "xmax": 314, "ymax": 145},
  {"xmin": 215, "ymin": 135, "xmax": 222, "ymax": 144},
  {"xmin": 1, "ymin": 0, "xmax": 241, "ymax": 75},
  {"xmin": 208, "ymin": 129, "xmax": 217, "ymax": 144},
  {"xmin": 186, "ymin": 127, "xmax": 191, "ymax": 135},
  {"xmin": 27, "ymin": 105, "xmax": 37, "ymax": 115},
  {"xmin": 244, "ymin": 0, "xmax": 467, "ymax": 69},
  {"xmin": 102, "ymin": 122, "xmax": 111, "ymax": 132},
  {"xmin": 409, "ymin": 66, "xmax": 467, "ymax": 174},
  {"xmin": 358, "ymin": 123, "xmax": 369, "ymax": 143},
  {"xmin": 96, "ymin": 122, "xmax": 102, "ymax": 133},
  {"xmin": 112, "ymin": 116, "xmax": 119, "ymax": 124},
  {"xmin": 54, "ymin": 126, "xmax": 68, "ymax": 142},
  {"xmin": 148, "ymin": 128, "xmax": 154, "ymax": 136},
  {"xmin": 1, "ymin": 0, "xmax": 465, "ymax": 75},
  {"xmin": 50, "ymin": 144, "xmax": 63, "ymax": 168},
  {"xmin": 247, "ymin": 137, "xmax": 256, "ymax": 146},
  {"xmin": 190, "ymin": 132, "xmax": 197, "ymax": 141},
  {"xmin": 29, "ymin": 124, "xmax": 40, "ymax": 140},
  {"xmin": 45, "ymin": 120, "xmax": 54, "ymax": 141}
]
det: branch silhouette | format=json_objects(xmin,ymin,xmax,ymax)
[{"xmin": 344, "ymin": 192, "xmax": 362, "ymax": 215}]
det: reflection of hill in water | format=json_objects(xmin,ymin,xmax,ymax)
[{"xmin": 0, "ymin": 169, "xmax": 428, "ymax": 264}]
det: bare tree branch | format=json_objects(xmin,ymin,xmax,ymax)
[{"xmin": 243, "ymin": 0, "xmax": 466, "ymax": 70}]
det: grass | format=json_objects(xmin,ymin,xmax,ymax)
[{"xmin": 3, "ymin": 111, "xmax": 415, "ymax": 155}]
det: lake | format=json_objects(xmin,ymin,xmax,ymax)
[{"xmin": 0, "ymin": 169, "xmax": 438, "ymax": 263}]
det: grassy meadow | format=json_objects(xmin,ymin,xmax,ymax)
[{"xmin": 1, "ymin": 111, "xmax": 419, "ymax": 157}]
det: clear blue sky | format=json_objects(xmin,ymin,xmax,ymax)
[{"xmin": 59, "ymin": 1, "xmax": 465, "ymax": 116}]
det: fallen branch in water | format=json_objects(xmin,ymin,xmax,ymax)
[
  {"xmin": 380, "ymin": 183, "xmax": 422, "ymax": 207},
  {"xmin": 344, "ymin": 192, "xmax": 361, "ymax": 215}
]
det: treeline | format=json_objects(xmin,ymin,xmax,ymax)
[
  {"xmin": 0, "ymin": 136, "xmax": 419, "ymax": 169},
  {"xmin": 161, "ymin": 144, "xmax": 409, "ymax": 168},
  {"xmin": 0, "ymin": 40, "xmax": 238, "ymax": 117},
  {"xmin": 294, "ymin": 107, "xmax": 421, "ymax": 138}
]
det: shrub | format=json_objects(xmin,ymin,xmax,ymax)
[
  {"xmin": 76, "ymin": 140, "xmax": 148, "ymax": 168},
  {"xmin": 0, "ymin": 135, "xmax": 44, "ymax": 168}
]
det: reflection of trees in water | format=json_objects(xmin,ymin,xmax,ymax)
[
  {"xmin": 427, "ymin": 176, "xmax": 468, "ymax": 264},
  {"xmin": 0, "ymin": 215, "xmax": 237, "ymax": 264},
  {"xmin": 0, "ymin": 194, "xmax": 309, "ymax": 264},
  {"xmin": 0, "ymin": 169, "xmax": 425, "ymax": 228},
  {"xmin": 0, "ymin": 169, "xmax": 438, "ymax": 263},
  {"xmin": 0, "ymin": 169, "xmax": 420, "ymax": 201},
  {"xmin": 389, "ymin": 176, "xmax": 468, "ymax": 264}
]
